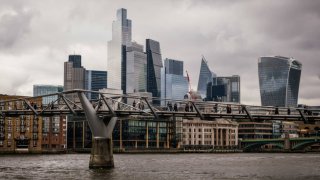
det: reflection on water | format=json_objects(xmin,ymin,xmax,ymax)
[{"xmin": 0, "ymin": 153, "xmax": 320, "ymax": 179}]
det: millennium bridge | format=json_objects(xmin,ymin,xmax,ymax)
[{"xmin": 1, "ymin": 89, "xmax": 319, "ymax": 168}]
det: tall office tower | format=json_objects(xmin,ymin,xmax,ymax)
[
  {"xmin": 107, "ymin": 8, "xmax": 132, "ymax": 91},
  {"xmin": 258, "ymin": 56, "xmax": 302, "ymax": 107},
  {"xmin": 206, "ymin": 75, "xmax": 240, "ymax": 103},
  {"xmin": 161, "ymin": 58, "xmax": 189, "ymax": 106},
  {"xmin": 85, "ymin": 70, "xmax": 108, "ymax": 100},
  {"xmin": 126, "ymin": 42, "xmax": 147, "ymax": 93},
  {"xmin": 64, "ymin": 55, "xmax": 86, "ymax": 101},
  {"xmin": 197, "ymin": 56, "xmax": 216, "ymax": 98},
  {"xmin": 146, "ymin": 39, "xmax": 163, "ymax": 104},
  {"xmin": 33, "ymin": 85, "xmax": 63, "ymax": 105}
]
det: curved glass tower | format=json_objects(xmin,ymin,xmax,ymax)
[{"xmin": 258, "ymin": 56, "xmax": 302, "ymax": 107}]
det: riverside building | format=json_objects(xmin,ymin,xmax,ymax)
[
  {"xmin": 0, "ymin": 95, "xmax": 43, "ymax": 153},
  {"xmin": 182, "ymin": 118, "xmax": 238, "ymax": 149},
  {"xmin": 0, "ymin": 95, "xmax": 67, "ymax": 153}
]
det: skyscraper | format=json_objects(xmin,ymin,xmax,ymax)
[
  {"xmin": 64, "ymin": 55, "xmax": 86, "ymax": 100},
  {"xmin": 33, "ymin": 85, "xmax": 63, "ymax": 105},
  {"xmin": 107, "ymin": 8, "xmax": 132, "ymax": 91},
  {"xmin": 85, "ymin": 70, "xmax": 108, "ymax": 100},
  {"xmin": 206, "ymin": 75, "xmax": 240, "ymax": 103},
  {"xmin": 161, "ymin": 58, "xmax": 188, "ymax": 106},
  {"xmin": 197, "ymin": 56, "xmax": 216, "ymax": 98},
  {"xmin": 258, "ymin": 56, "xmax": 302, "ymax": 107},
  {"xmin": 126, "ymin": 42, "xmax": 147, "ymax": 93},
  {"xmin": 146, "ymin": 39, "xmax": 163, "ymax": 104}
]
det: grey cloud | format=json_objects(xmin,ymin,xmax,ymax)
[
  {"xmin": 0, "ymin": 0, "xmax": 319, "ymax": 106},
  {"xmin": 0, "ymin": 7, "xmax": 33, "ymax": 49}
]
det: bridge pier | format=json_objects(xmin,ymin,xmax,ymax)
[
  {"xmin": 78, "ymin": 92, "xmax": 117, "ymax": 169},
  {"xmin": 89, "ymin": 137, "xmax": 114, "ymax": 169}
]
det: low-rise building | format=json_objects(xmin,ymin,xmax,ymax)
[
  {"xmin": 0, "ymin": 94, "xmax": 66, "ymax": 153},
  {"xmin": 0, "ymin": 94, "xmax": 43, "ymax": 153},
  {"xmin": 238, "ymin": 122, "xmax": 273, "ymax": 139},
  {"xmin": 182, "ymin": 118, "xmax": 238, "ymax": 149}
]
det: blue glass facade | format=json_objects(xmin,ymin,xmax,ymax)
[
  {"xmin": 207, "ymin": 76, "xmax": 240, "ymax": 103},
  {"xmin": 85, "ymin": 70, "xmax": 108, "ymax": 100},
  {"xmin": 161, "ymin": 59, "xmax": 189, "ymax": 106},
  {"xmin": 258, "ymin": 56, "xmax": 302, "ymax": 107},
  {"xmin": 33, "ymin": 85, "xmax": 63, "ymax": 105},
  {"xmin": 197, "ymin": 57, "xmax": 216, "ymax": 98},
  {"xmin": 146, "ymin": 39, "xmax": 163, "ymax": 104}
]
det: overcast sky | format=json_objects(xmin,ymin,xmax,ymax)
[{"xmin": 0, "ymin": 0, "xmax": 319, "ymax": 105}]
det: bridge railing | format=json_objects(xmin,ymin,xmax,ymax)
[{"xmin": 1, "ymin": 89, "xmax": 320, "ymax": 122}]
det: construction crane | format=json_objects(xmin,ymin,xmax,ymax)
[{"xmin": 185, "ymin": 70, "xmax": 202, "ymax": 101}]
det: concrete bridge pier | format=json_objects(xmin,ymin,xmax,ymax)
[{"xmin": 89, "ymin": 137, "xmax": 114, "ymax": 169}]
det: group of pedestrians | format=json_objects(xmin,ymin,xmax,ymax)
[
  {"xmin": 132, "ymin": 100, "xmax": 145, "ymax": 110},
  {"xmin": 166, "ymin": 102, "xmax": 178, "ymax": 111}
]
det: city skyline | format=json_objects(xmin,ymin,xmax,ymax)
[{"xmin": 0, "ymin": 1, "xmax": 320, "ymax": 106}]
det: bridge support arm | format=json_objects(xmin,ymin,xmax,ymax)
[
  {"xmin": 190, "ymin": 101, "xmax": 204, "ymax": 120},
  {"xmin": 23, "ymin": 99, "xmax": 38, "ymax": 116},
  {"xmin": 143, "ymin": 97, "xmax": 159, "ymax": 119},
  {"xmin": 297, "ymin": 109, "xmax": 308, "ymax": 124},
  {"xmin": 243, "ymin": 105, "xmax": 253, "ymax": 121},
  {"xmin": 60, "ymin": 95, "xmax": 76, "ymax": 115},
  {"xmin": 101, "ymin": 94, "xmax": 115, "ymax": 116}
]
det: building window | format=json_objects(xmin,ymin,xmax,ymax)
[{"xmin": 0, "ymin": 141, "xmax": 3, "ymax": 146}]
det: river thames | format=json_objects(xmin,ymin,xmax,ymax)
[{"xmin": 0, "ymin": 153, "xmax": 319, "ymax": 179}]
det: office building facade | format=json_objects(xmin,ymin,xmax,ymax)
[
  {"xmin": 146, "ymin": 39, "xmax": 163, "ymax": 104},
  {"xmin": 33, "ymin": 85, "xmax": 63, "ymax": 105},
  {"xmin": 64, "ymin": 55, "xmax": 86, "ymax": 101},
  {"xmin": 197, "ymin": 57, "xmax": 216, "ymax": 98},
  {"xmin": 207, "ymin": 75, "xmax": 240, "ymax": 103},
  {"xmin": 182, "ymin": 118, "xmax": 238, "ymax": 149},
  {"xmin": 161, "ymin": 58, "xmax": 189, "ymax": 106},
  {"xmin": 126, "ymin": 42, "xmax": 147, "ymax": 93},
  {"xmin": 107, "ymin": 8, "xmax": 132, "ymax": 91},
  {"xmin": 258, "ymin": 56, "xmax": 302, "ymax": 107},
  {"xmin": 85, "ymin": 70, "xmax": 108, "ymax": 100}
]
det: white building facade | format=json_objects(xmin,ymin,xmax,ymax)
[{"xmin": 182, "ymin": 118, "xmax": 238, "ymax": 148}]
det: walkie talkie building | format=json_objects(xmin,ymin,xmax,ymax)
[{"xmin": 258, "ymin": 56, "xmax": 302, "ymax": 107}]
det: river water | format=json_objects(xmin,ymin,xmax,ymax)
[{"xmin": 0, "ymin": 153, "xmax": 319, "ymax": 180}]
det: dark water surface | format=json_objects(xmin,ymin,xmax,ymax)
[{"xmin": 0, "ymin": 153, "xmax": 319, "ymax": 180}]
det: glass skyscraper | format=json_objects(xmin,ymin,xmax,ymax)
[
  {"xmin": 197, "ymin": 57, "xmax": 216, "ymax": 98},
  {"xmin": 146, "ymin": 39, "xmax": 163, "ymax": 104},
  {"xmin": 207, "ymin": 75, "xmax": 240, "ymax": 103},
  {"xmin": 85, "ymin": 70, "xmax": 108, "ymax": 100},
  {"xmin": 107, "ymin": 8, "xmax": 132, "ymax": 91},
  {"xmin": 33, "ymin": 85, "xmax": 63, "ymax": 105},
  {"xmin": 126, "ymin": 42, "xmax": 147, "ymax": 93},
  {"xmin": 258, "ymin": 56, "xmax": 302, "ymax": 107},
  {"xmin": 161, "ymin": 59, "xmax": 189, "ymax": 106}
]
